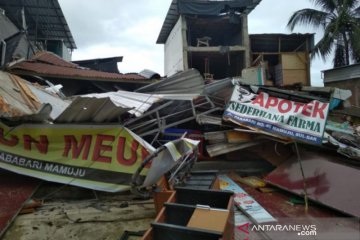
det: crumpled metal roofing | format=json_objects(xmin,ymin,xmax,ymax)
[
  {"xmin": 0, "ymin": 70, "xmax": 69, "ymax": 121},
  {"xmin": 54, "ymin": 97, "xmax": 130, "ymax": 123},
  {"xmin": 139, "ymin": 69, "xmax": 161, "ymax": 79},
  {"xmin": 55, "ymin": 91, "xmax": 199, "ymax": 123},
  {"xmin": 0, "ymin": 72, "xmax": 39, "ymax": 118},
  {"xmin": 8, "ymin": 51, "xmax": 149, "ymax": 82},
  {"xmin": 136, "ymin": 69, "xmax": 204, "ymax": 94},
  {"xmin": 26, "ymin": 84, "xmax": 70, "ymax": 120},
  {"xmin": 0, "ymin": 68, "xmax": 198, "ymax": 124}
]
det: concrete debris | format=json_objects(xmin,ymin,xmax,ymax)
[
  {"xmin": 1, "ymin": 65, "xmax": 360, "ymax": 240},
  {"xmin": 2, "ymin": 0, "xmax": 359, "ymax": 239}
]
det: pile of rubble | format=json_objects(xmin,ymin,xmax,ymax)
[{"xmin": 0, "ymin": 52, "xmax": 359, "ymax": 239}]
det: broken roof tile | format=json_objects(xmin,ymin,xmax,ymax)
[
  {"xmin": 8, "ymin": 51, "xmax": 149, "ymax": 83},
  {"xmin": 31, "ymin": 51, "xmax": 79, "ymax": 68}
]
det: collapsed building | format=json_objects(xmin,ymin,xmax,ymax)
[
  {"xmin": 157, "ymin": 0, "xmax": 261, "ymax": 79},
  {"xmin": 0, "ymin": 0, "xmax": 359, "ymax": 240},
  {"xmin": 157, "ymin": 0, "xmax": 313, "ymax": 88}
]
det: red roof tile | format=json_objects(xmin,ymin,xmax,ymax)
[
  {"xmin": 31, "ymin": 51, "xmax": 79, "ymax": 68},
  {"xmin": 9, "ymin": 51, "xmax": 148, "ymax": 82}
]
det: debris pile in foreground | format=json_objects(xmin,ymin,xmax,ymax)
[{"xmin": 0, "ymin": 61, "xmax": 359, "ymax": 239}]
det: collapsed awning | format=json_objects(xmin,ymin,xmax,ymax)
[{"xmin": 0, "ymin": 71, "xmax": 70, "ymax": 122}]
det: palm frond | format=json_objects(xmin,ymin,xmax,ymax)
[
  {"xmin": 311, "ymin": 21, "xmax": 339, "ymax": 61},
  {"xmin": 311, "ymin": 36, "xmax": 334, "ymax": 61},
  {"xmin": 310, "ymin": 0, "xmax": 337, "ymax": 12},
  {"xmin": 343, "ymin": 0, "xmax": 360, "ymax": 10},
  {"xmin": 287, "ymin": 8, "xmax": 330, "ymax": 31},
  {"xmin": 290, "ymin": 0, "xmax": 360, "ymax": 65},
  {"xmin": 353, "ymin": 6, "xmax": 360, "ymax": 17}
]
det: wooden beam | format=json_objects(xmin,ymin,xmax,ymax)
[{"xmin": 187, "ymin": 46, "xmax": 246, "ymax": 53}]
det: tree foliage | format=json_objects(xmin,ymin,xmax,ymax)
[{"xmin": 287, "ymin": 0, "xmax": 360, "ymax": 67}]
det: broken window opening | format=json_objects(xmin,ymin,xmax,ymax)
[
  {"xmin": 188, "ymin": 52, "xmax": 245, "ymax": 79},
  {"xmin": 186, "ymin": 16, "xmax": 243, "ymax": 47}
]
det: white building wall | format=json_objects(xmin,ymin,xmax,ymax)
[
  {"xmin": 164, "ymin": 16, "xmax": 184, "ymax": 77},
  {"xmin": 0, "ymin": 12, "xmax": 19, "ymax": 40},
  {"xmin": 62, "ymin": 42, "xmax": 72, "ymax": 61}
]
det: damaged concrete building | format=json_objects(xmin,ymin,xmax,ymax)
[
  {"xmin": 0, "ymin": 0, "xmax": 76, "ymax": 65},
  {"xmin": 157, "ymin": 0, "xmax": 314, "ymax": 87},
  {"xmin": 1, "ymin": 1, "xmax": 360, "ymax": 240},
  {"xmin": 0, "ymin": 0, "xmax": 158, "ymax": 95},
  {"xmin": 157, "ymin": 0, "xmax": 261, "ymax": 79}
]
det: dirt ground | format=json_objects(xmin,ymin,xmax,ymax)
[{"xmin": 2, "ymin": 184, "xmax": 156, "ymax": 240}]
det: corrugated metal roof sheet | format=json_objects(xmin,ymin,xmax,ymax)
[
  {"xmin": 0, "ymin": 70, "xmax": 69, "ymax": 121},
  {"xmin": 323, "ymin": 63, "xmax": 360, "ymax": 83},
  {"xmin": 26, "ymin": 83, "xmax": 70, "ymax": 120},
  {"xmin": 0, "ymin": 0, "xmax": 76, "ymax": 49},
  {"xmin": 0, "ymin": 68, "xmax": 199, "ymax": 124},
  {"xmin": 136, "ymin": 69, "xmax": 204, "ymax": 94},
  {"xmin": 54, "ymin": 97, "xmax": 130, "ymax": 123},
  {"xmin": 203, "ymin": 78, "xmax": 233, "ymax": 107},
  {"xmin": 157, "ymin": 0, "xmax": 262, "ymax": 44},
  {"xmin": 55, "ymin": 91, "xmax": 199, "ymax": 123},
  {"xmin": 139, "ymin": 69, "xmax": 161, "ymax": 79},
  {"xmin": 77, "ymin": 91, "xmax": 163, "ymax": 118},
  {"xmin": 250, "ymin": 33, "xmax": 315, "ymax": 53},
  {"xmin": 8, "ymin": 51, "xmax": 149, "ymax": 83},
  {"xmin": 73, "ymin": 56, "xmax": 124, "ymax": 73},
  {"xmin": 0, "ymin": 71, "xmax": 41, "ymax": 118}
]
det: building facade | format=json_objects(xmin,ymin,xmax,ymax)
[
  {"xmin": 0, "ymin": 0, "xmax": 76, "ymax": 66},
  {"xmin": 157, "ymin": 0, "xmax": 261, "ymax": 79}
]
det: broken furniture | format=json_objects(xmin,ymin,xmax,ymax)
[
  {"xmin": 142, "ymin": 187, "xmax": 234, "ymax": 240},
  {"xmin": 197, "ymin": 36, "xmax": 212, "ymax": 47}
]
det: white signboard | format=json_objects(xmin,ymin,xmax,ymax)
[
  {"xmin": 223, "ymin": 86, "xmax": 330, "ymax": 145},
  {"xmin": 219, "ymin": 175, "xmax": 276, "ymax": 224}
]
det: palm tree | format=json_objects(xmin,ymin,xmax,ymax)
[{"xmin": 287, "ymin": 0, "xmax": 360, "ymax": 67}]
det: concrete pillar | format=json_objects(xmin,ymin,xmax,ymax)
[
  {"xmin": 181, "ymin": 16, "xmax": 189, "ymax": 70},
  {"xmin": 242, "ymin": 15, "xmax": 251, "ymax": 68}
]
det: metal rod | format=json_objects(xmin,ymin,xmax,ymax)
[{"xmin": 294, "ymin": 141, "xmax": 309, "ymax": 213}]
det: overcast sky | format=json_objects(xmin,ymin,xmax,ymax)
[{"xmin": 59, "ymin": 0, "xmax": 332, "ymax": 86}]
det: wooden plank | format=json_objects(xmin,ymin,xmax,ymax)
[
  {"xmin": 226, "ymin": 131, "xmax": 253, "ymax": 144},
  {"xmin": 206, "ymin": 141, "xmax": 264, "ymax": 157},
  {"xmin": 187, "ymin": 207, "xmax": 229, "ymax": 233},
  {"xmin": 281, "ymin": 53, "xmax": 307, "ymax": 70},
  {"xmin": 187, "ymin": 46, "xmax": 246, "ymax": 52},
  {"xmin": 282, "ymin": 69, "xmax": 308, "ymax": 85}
]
